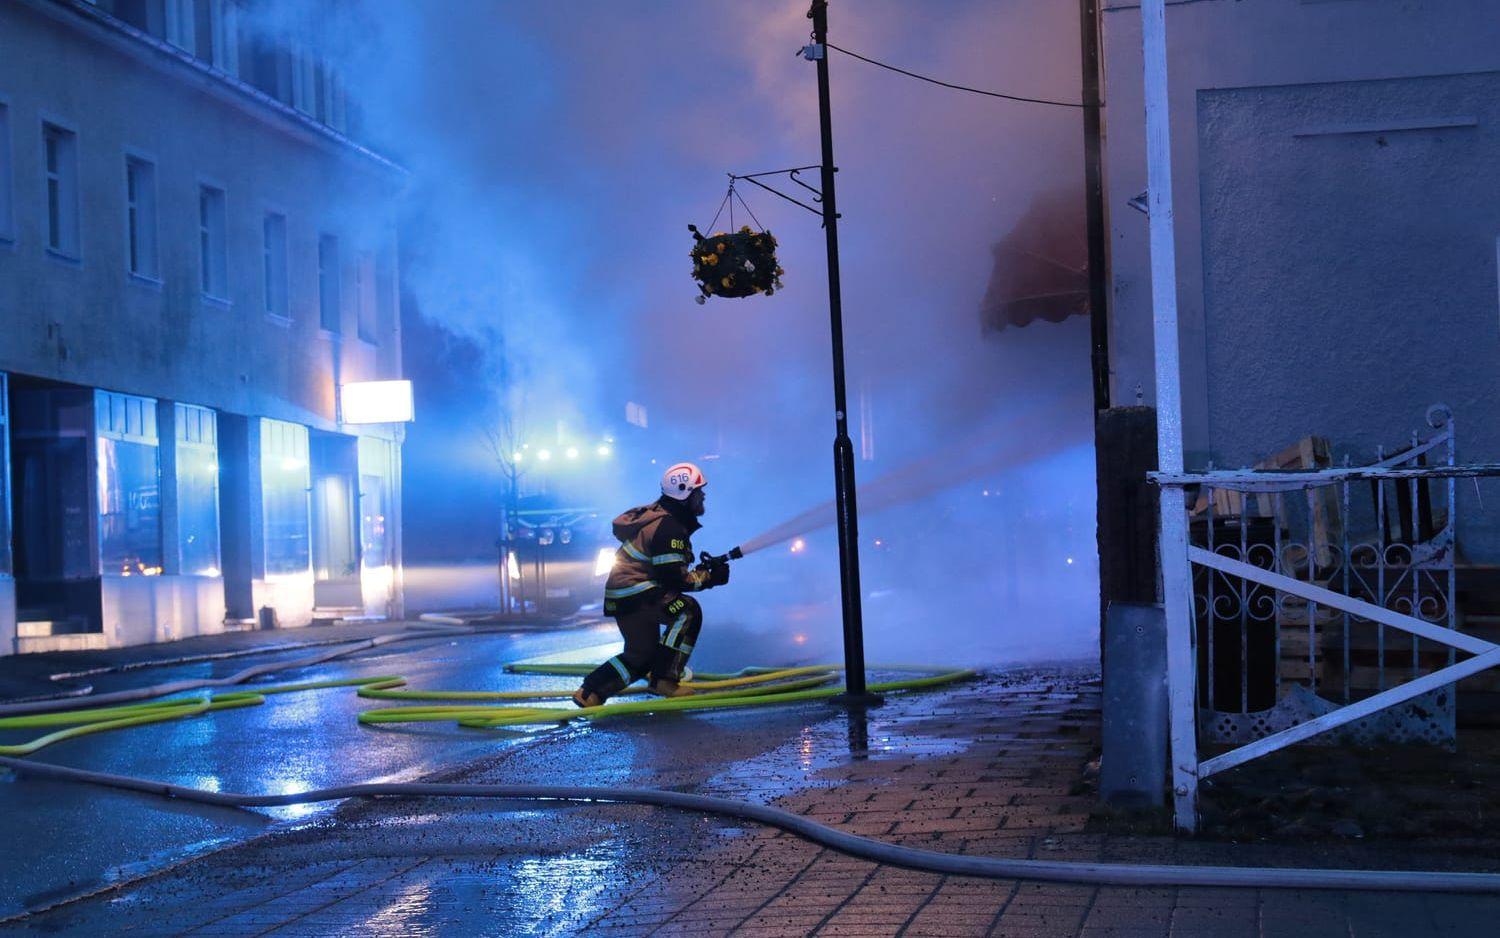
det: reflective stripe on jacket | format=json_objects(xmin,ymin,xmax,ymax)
[{"xmin": 604, "ymin": 497, "xmax": 709, "ymax": 604}]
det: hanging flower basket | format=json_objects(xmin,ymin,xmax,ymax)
[{"xmin": 688, "ymin": 224, "xmax": 784, "ymax": 303}]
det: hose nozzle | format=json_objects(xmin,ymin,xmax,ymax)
[{"xmin": 699, "ymin": 546, "xmax": 744, "ymax": 566}]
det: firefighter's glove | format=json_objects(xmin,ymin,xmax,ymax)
[{"xmin": 696, "ymin": 559, "xmax": 730, "ymax": 588}]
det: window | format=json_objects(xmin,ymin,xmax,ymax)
[
  {"xmin": 376, "ymin": 243, "xmax": 396, "ymax": 335},
  {"xmin": 356, "ymin": 251, "xmax": 377, "ymax": 342},
  {"xmin": 247, "ymin": 35, "xmax": 293, "ymax": 103},
  {"xmin": 626, "ymin": 401, "xmax": 648, "ymax": 429},
  {"xmin": 291, "ymin": 50, "xmax": 316, "ymax": 115},
  {"xmin": 96, "ymin": 390, "xmax": 163, "ymax": 576},
  {"xmin": 0, "ymin": 103, "xmax": 13, "ymax": 242},
  {"xmin": 193, "ymin": 0, "xmax": 215, "ymax": 62},
  {"xmin": 313, "ymin": 59, "xmax": 329, "ymax": 122},
  {"xmin": 262, "ymin": 212, "xmax": 288, "ymax": 317},
  {"xmin": 103, "ymin": 1, "xmax": 166, "ymax": 36},
  {"xmin": 43, "ymin": 123, "xmax": 79, "ymax": 258},
  {"xmin": 0, "ymin": 373, "xmax": 10, "ymax": 576},
  {"xmin": 260, "ymin": 418, "xmax": 310, "ymax": 575},
  {"xmin": 175, "ymin": 403, "xmax": 221, "ymax": 577},
  {"xmin": 125, "ymin": 156, "xmax": 158, "ymax": 278},
  {"xmin": 164, "ymin": 0, "xmax": 193, "ymax": 51},
  {"xmin": 318, "ymin": 233, "xmax": 340, "ymax": 332},
  {"xmin": 199, "ymin": 184, "xmax": 227, "ymax": 298}
]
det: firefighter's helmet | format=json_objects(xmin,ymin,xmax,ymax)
[{"xmin": 661, "ymin": 462, "xmax": 707, "ymax": 500}]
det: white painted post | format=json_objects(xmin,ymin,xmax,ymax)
[{"xmin": 1140, "ymin": 0, "xmax": 1199, "ymax": 830}]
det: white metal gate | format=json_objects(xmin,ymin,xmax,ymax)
[{"xmin": 1151, "ymin": 409, "xmax": 1500, "ymax": 829}]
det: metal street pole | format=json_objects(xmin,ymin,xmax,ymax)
[{"xmin": 807, "ymin": 0, "xmax": 879, "ymax": 706}]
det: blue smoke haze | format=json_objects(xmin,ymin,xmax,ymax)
[{"xmin": 310, "ymin": 1, "xmax": 1100, "ymax": 665}]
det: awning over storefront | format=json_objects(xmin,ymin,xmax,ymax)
[{"xmin": 978, "ymin": 190, "xmax": 1089, "ymax": 333}]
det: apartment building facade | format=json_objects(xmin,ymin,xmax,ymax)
[{"xmin": 0, "ymin": 0, "xmax": 408, "ymax": 653}]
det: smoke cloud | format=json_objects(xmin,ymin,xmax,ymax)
[{"xmin": 304, "ymin": 1, "xmax": 1100, "ymax": 666}]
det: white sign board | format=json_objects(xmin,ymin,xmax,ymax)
[{"xmin": 341, "ymin": 380, "xmax": 414, "ymax": 424}]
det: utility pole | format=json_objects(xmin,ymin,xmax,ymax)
[
  {"xmin": 1079, "ymin": 0, "xmax": 1110, "ymax": 414},
  {"xmin": 807, "ymin": 0, "xmax": 878, "ymax": 705}
]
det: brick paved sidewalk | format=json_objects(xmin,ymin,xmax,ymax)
[
  {"xmin": 8, "ymin": 664, "xmax": 1500, "ymax": 936},
  {"xmin": 571, "ymin": 671, "xmax": 1500, "ymax": 937}
]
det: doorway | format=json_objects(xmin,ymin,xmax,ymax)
[{"xmin": 310, "ymin": 431, "xmax": 361, "ymax": 611}]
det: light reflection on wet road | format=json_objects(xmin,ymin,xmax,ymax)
[{"xmin": 0, "ymin": 624, "xmax": 620, "ymax": 918}]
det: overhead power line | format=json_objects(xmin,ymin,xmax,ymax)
[{"xmin": 825, "ymin": 42, "xmax": 1093, "ymax": 109}]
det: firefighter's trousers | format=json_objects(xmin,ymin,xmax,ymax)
[{"xmin": 582, "ymin": 593, "xmax": 702, "ymax": 701}]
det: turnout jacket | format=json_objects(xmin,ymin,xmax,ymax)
[{"xmin": 604, "ymin": 498, "xmax": 711, "ymax": 607}]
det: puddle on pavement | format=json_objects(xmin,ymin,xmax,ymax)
[{"xmin": 699, "ymin": 681, "xmax": 976, "ymax": 805}]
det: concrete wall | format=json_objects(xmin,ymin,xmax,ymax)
[
  {"xmin": 250, "ymin": 573, "xmax": 315, "ymax": 630},
  {"xmin": 102, "ymin": 574, "xmax": 226, "ymax": 646},
  {"xmin": 1100, "ymin": 0, "xmax": 1500, "ymax": 557}
]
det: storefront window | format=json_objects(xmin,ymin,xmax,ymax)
[
  {"xmin": 358, "ymin": 436, "xmax": 392, "ymax": 569},
  {"xmin": 96, "ymin": 390, "xmax": 163, "ymax": 576},
  {"xmin": 176, "ymin": 403, "xmax": 221, "ymax": 577},
  {"xmin": 261, "ymin": 418, "xmax": 310, "ymax": 575}
]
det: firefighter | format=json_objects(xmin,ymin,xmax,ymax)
[{"xmin": 573, "ymin": 462, "xmax": 730, "ymax": 707}]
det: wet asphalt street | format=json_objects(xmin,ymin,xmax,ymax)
[{"xmin": 0, "ymin": 622, "xmax": 637, "ymax": 918}]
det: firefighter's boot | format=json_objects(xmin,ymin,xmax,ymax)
[
  {"xmin": 572, "ymin": 687, "xmax": 604, "ymax": 708},
  {"xmin": 646, "ymin": 677, "xmax": 695, "ymax": 698},
  {"xmin": 648, "ymin": 639, "xmax": 698, "ymax": 697}
]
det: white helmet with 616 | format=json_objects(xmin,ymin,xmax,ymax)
[{"xmin": 660, "ymin": 462, "xmax": 706, "ymax": 501}]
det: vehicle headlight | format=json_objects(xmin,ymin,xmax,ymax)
[{"xmin": 594, "ymin": 547, "xmax": 616, "ymax": 577}]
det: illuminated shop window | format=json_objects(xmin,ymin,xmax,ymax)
[
  {"xmin": 260, "ymin": 418, "xmax": 310, "ymax": 575},
  {"xmin": 176, "ymin": 403, "xmax": 221, "ymax": 577},
  {"xmin": 96, "ymin": 390, "xmax": 163, "ymax": 576}
]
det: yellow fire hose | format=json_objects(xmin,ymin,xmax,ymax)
[
  {"xmin": 0, "ymin": 676, "xmax": 395, "ymax": 757},
  {"xmin": 0, "ymin": 661, "xmax": 976, "ymax": 757},
  {"xmin": 5, "ymin": 637, "xmax": 1500, "ymax": 893},
  {"xmin": 356, "ymin": 664, "xmax": 976, "ymax": 729}
]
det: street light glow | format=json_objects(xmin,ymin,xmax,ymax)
[
  {"xmin": 565, "ymin": 447, "xmax": 579, "ymax": 460},
  {"xmin": 597, "ymin": 444, "xmax": 612, "ymax": 457},
  {"xmin": 537, "ymin": 449, "xmax": 552, "ymax": 461}
]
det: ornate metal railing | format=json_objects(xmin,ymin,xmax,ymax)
[
  {"xmin": 1195, "ymin": 407, "xmax": 1456, "ymax": 745},
  {"xmin": 1151, "ymin": 406, "xmax": 1500, "ymax": 828}
]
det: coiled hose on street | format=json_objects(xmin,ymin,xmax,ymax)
[{"xmin": 1, "ymin": 624, "xmax": 1498, "ymax": 894}]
